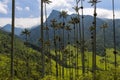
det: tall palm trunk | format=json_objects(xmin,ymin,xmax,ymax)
[
  {"xmin": 92, "ymin": 3, "xmax": 97, "ymax": 80},
  {"xmin": 102, "ymin": 24, "xmax": 107, "ymax": 70},
  {"xmin": 93, "ymin": 1, "xmax": 97, "ymax": 73},
  {"xmin": 54, "ymin": 28, "xmax": 58, "ymax": 78},
  {"xmin": 59, "ymin": 37, "xmax": 62, "ymax": 79},
  {"xmin": 58, "ymin": 26, "xmax": 62, "ymax": 78},
  {"xmin": 65, "ymin": 25, "xmax": 71, "ymax": 80},
  {"xmin": 43, "ymin": 0, "xmax": 52, "ymax": 75},
  {"xmin": 25, "ymin": 34, "xmax": 30, "ymax": 78},
  {"xmin": 112, "ymin": 0, "xmax": 117, "ymax": 79},
  {"xmin": 67, "ymin": 30, "xmax": 70, "ymax": 79},
  {"xmin": 74, "ymin": 1, "xmax": 80, "ymax": 77},
  {"xmin": 73, "ymin": 23, "xmax": 77, "ymax": 79},
  {"xmin": 59, "ymin": 11, "xmax": 68, "ymax": 79},
  {"xmin": 11, "ymin": 0, "xmax": 15, "ymax": 79},
  {"xmin": 80, "ymin": 0, "xmax": 85, "ymax": 75},
  {"xmin": 62, "ymin": 18, "xmax": 65, "ymax": 79},
  {"xmin": 44, "ymin": 2, "xmax": 50, "ymax": 75},
  {"xmin": 89, "ymin": 0, "xmax": 100, "ymax": 79},
  {"xmin": 112, "ymin": 0, "xmax": 117, "ymax": 68},
  {"xmin": 40, "ymin": 0, "xmax": 45, "ymax": 78}
]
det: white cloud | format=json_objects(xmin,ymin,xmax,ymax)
[
  {"xmin": 25, "ymin": 6, "xmax": 30, "ymax": 11},
  {"xmin": 16, "ymin": 6, "xmax": 23, "ymax": 11},
  {"xmin": 47, "ymin": 0, "xmax": 72, "ymax": 10},
  {"xmin": 83, "ymin": 8, "xmax": 120, "ymax": 19},
  {"xmin": 40, "ymin": 0, "xmax": 120, "ymax": 19},
  {"xmin": 0, "ymin": 18, "xmax": 11, "ymax": 27},
  {"xmin": 39, "ymin": 0, "xmax": 74, "ymax": 15},
  {"xmin": 0, "ymin": 2, "xmax": 8, "ymax": 14},
  {"xmin": 0, "ymin": 18, "xmax": 40, "ymax": 28}
]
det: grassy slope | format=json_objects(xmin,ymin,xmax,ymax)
[{"xmin": 44, "ymin": 45, "xmax": 120, "ymax": 80}]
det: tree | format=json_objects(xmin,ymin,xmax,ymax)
[
  {"xmin": 43, "ymin": 0, "xmax": 52, "ymax": 47},
  {"xmin": 54, "ymin": 22, "xmax": 63, "ymax": 78},
  {"xmin": 21, "ymin": 29, "xmax": 31, "ymax": 44},
  {"xmin": 50, "ymin": 19, "xmax": 59, "ymax": 78},
  {"xmin": 69, "ymin": 16, "xmax": 79, "ymax": 79},
  {"xmin": 101, "ymin": 23, "xmax": 108, "ymax": 70},
  {"xmin": 112, "ymin": 0, "xmax": 117, "ymax": 68},
  {"xmin": 43, "ymin": 0, "xmax": 52, "ymax": 22},
  {"xmin": 88, "ymin": 0, "xmax": 101, "ymax": 80},
  {"xmin": 43, "ymin": 0, "xmax": 52, "ymax": 76},
  {"xmin": 112, "ymin": 0, "xmax": 117, "ymax": 79},
  {"xmin": 40, "ymin": 0, "xmax": 45, "ymax": 78},
  {"xmin": 21, "ymin": 29, "xmax": 31, "ymax": 78},
  {"xmin": 11, "ymin": 0, "xmax": 15, "ymax": 79},
  {"xmin": 65, "ymin": 24, "xmax": 72, "ymax": 79},
  {"xmin": 43, "ymin": 0, "xmax": 52, "ymax": 45},
  {"xmin": 59, "ymin": 10, "xmax": 68, "ymax": 79},
  {"xmin": 59, "ymin": 10, "xmax": 68, "ymax": 48},
  {"xmin": 79, "ymin": 0, "xmax": 86, "ymax": 75}
]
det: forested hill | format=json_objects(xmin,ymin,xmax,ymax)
[{"xmin": 0, "ymin": 30, "xmax": 43, "ymax": 79}]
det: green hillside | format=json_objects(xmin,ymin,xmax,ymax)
[{"xmin": 1, "ymin": 30, "xmax": 120, "ymax": 80}]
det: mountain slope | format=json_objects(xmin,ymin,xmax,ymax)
[
  {"xmin": 28, "ymin": 10, "xmax": 105, "ymax": 46},
  {"xmin": 1, "ymin": 24, "xmax": 23, "ymax": 36}
]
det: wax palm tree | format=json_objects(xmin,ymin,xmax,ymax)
[
  {"xmin": 21, "ymin": 29, "xmax": 31, "ymax": 44},
  {"xmin": 43, "ymin": 0, "xmax": 52, "ymax": 76},
  {"xmin": 101, "ymin": 23, "xmax": 108, "ymax": 70},
  {"xmin": 59, "ymin": 10, "xmax": 68, "ymax": 79},
  {"xmin": 43, "ymin": 0, "xmax": 51, "ymax": 47},
  {"xmin": 57, "ymin": 22, "xmax": 63, "ymax": 78},
  {"xmin": 69, "ymin": 17, "xmax": 76, "ymax": 45},
  {"xmin": 40, "ymin": 0, "xmax": 45, "ymax": 78},
  {"xmin": 112, "ymin": 0, "xmax": 117, "ymax": 79},
  {"xmin": 73, "ymin": 0, "xmax": 86, "ymax": 76},
  {"xmin": 11, "ymin": 0, "xmax": 15, "ymax": 79},
  {"xmin": 73, "ymin": 17, "xmax": 80, "ymax": 78},
  {"xmin": 112, "ymin": 0, "xmax": 117, "ymax": 68},
  {"xmin": 65, "ymin": 24, "xmax": 72, "ymax": 79},
  {"xmin": 72, "ymin": 0, "xmax": 81, "ymax": 48},
  {"xmin": 69, "ymin": 17, "xmax": 79, "ymax": 79},
  {"xmin": 43, "ymin": 0, "xmax": 52, "ymax": 23},
  {"xmin": 88, "ymin": 0, "xmax": 101, "ymax": 79},
  {"xmin": 21, "ymin": 29, "xmax": 31, "ymax": 78},
  {"xmin": 51, "ymin": 19, "xmax": 59, "ymax": 78},
  {"xmin": 43, "ymin": 0, "xmax": 51, "ymax": 45},
  {"xmin": 80, "ymin": 0, "xmax": 85, "ymax": 74},
  {"xmin": 59, "ymin": 10, "xmax": 68, "ymax": 48}
]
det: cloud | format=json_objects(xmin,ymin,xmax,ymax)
[
  {"xmin": 25, "ymin": 6, "xmax": 30, "ymax": 11},
  {"xmin": 39, "ymin": 0, "xmax": 74, "ymax": 15},
  {"xmin": 83, "ymin": 8, "xmax": 120, "ymax": 19},
  {"xmin": 0, "ymin": 18, "xmax": 40, "ymax": 28},
  {"xmin": 0, "ymin": 2, "xmax": 8, "ymax": 14},
  {"xmin": 40, "ymin": 0, "xmax": 120, "ymax": 19},
  {"xmin": 16, "ymin": 6, "xmax": 23, "ymax": 11}
]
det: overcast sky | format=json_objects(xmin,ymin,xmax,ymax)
[{"xmin": 0, "ymin": 0, "xmax": 120, "ymax": 28}]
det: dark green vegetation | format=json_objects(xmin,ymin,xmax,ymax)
[
  {"xmin": 1, "ymin": 29, "xmax": 120, "ymax": 80},
  {"xmin": 0, "ymin": 30, "xmax": 43, "ymax": 79}
]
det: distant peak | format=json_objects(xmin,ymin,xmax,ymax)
[
  {"xmin": 4, "ymin": 24, "xmax": 11, "ymax": 27},
  {"xmin": 49, "ymin": 10, "xmax": 60, "ymax": 15},
  {"xmin": 51, "ymin": 10, "xmax": 60, "ymax": 13}
]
